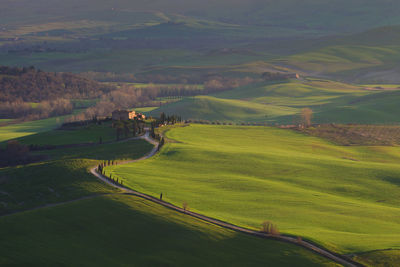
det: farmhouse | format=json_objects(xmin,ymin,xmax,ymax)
[
  {"xmin": 112, "ymin": 109, "xmax": 146, "ymax": 121},
  {"xmin": 112, "ymin": 110, "xmax": 136, "ymax": 121}
]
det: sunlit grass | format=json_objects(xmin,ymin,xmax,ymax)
[{"xmin": 107, "ymin": 124, "xmax": 400, "ymax": 254}]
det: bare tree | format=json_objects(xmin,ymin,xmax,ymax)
[
  {"xmin": 261, "ymin": 221, "xmax": 280, "ymax": 235},
  {"xmin": 183, "ymin": 202, "xmax": 189, "ymax": 213},
  {"xmin": 301, "ymin": 108, "xmax": 313, "ymax": 127}
]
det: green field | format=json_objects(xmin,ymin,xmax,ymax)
[
  {"xmin": 0, "ymin": 123, "xmax": 339, "ymax": 266},
  {"xmin": 0, "ymin": 194, "xmax": 336, "ymax": 266},
  {"xmin": 106, "ymin": 124, "xmax": 400, "ymax": 255},
  {"xmin": 151, "ymin": 79, "xmax": 400, "ymax": 124},
  {"xmin": 0, "ymin": 138, "xmax": 152, "ymax": 215},
  {"xmin": 0, "ymin": 49, "xmax": 199, "ymax": 73},
  {"xmin": 0, "ymin": 116, "xmax": 70, "ymax": 143},
  {"xmin": 152, "ymin": 95, "xmax": 297, "ymax": 123},
  {"xmin": 134, "ymin": 107, "xmax": 159, "ymax": 114},
  {"xmin": 3, "ymin": 1, "xmax": 400, "ymax": 265},
  {"xmin": 17, "ymin": 122, "xmax": 117, "ymax": 146},
  {"xmin": 273, "ymin": 25, "xmax": 400, "ymax": 83}
]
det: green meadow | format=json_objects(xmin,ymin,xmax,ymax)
[
  {"xmin": 106, "ymin": 124, "xmax": 400, "ymax": 255},
  {"xmin": 3, "ymin": 1, "xmax": 400, "ymax": 265},
  {"xmin": 17, "ymin": 122, "xmax": 117, "ymax": 146},
  {"xmin": 134, "ymin": 106, "xmax": 159, "ymax": 114},
  {"xmin": 152, "ymin": 95, "xmax": 297, "ymax": 123},
  {"xmin": 0, "ymin": 123, "xmax": 338, "ymax": 266},
  {"xmin": 152, "ymin": 79, "xmax": 400, "ymax": 124},
  {"xmin": 0, "ymin": 116, "xmax": 69, "ymax": 143},
  {"xmin": 284, "ymin": 45, "xmax": 400, "ymax": 74},
  {"xmin": 0, "ymin": 138, "xmax": 152, "ymax": 215},
  {"xmin": 0, "ymin": 194, "xmax": 336, "ymax": 267}
]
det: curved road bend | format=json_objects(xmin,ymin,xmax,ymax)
[{"xmin": 91, "ymin": 130, "xmax": 363, "ymax": 267}]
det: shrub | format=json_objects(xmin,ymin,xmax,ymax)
[
  {"xmin": 261, "ymin": 221, "xmax": 280, "ymax": 235},
  {"xmin": 183, "ymin": 202, "xmax": 189, "ymax": 213}
]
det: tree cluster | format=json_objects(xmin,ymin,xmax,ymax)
[
  {"xmin": 203, "ymin": 76, "xmax": 255, "ymax": 94},
  {"xmin": 113, "ymin": 119, "xmax": 145, "ymax": 141},
  {"xmin": 0, "ymin": 141, "xmax": 42, "ymax": 167},
  {"xmin": 0, "ymin": 66, "xmax": 113, "ymax": 102},
  {"xmin": 157, "ymin": 112, "xmax": 182, "ymax": 126},
  {"xmin": 138, "ymin": 76, "xmax": 256, "ymax": 97},
  {"xmin": 261, "ymin": 221, "xmax": 280, "ymax": 235}
]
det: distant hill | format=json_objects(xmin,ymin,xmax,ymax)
[
  {"xmin": 3, "ymin": 0, "xmax": 400, "ymax": 35},
  {"xmin": 2, "ymin": 1, "xmax": 400, "ymax": 83},
  {"xmin": 150, "ymin": 79, "xmax": 400, "ymax": 124},
  {"xmin": 278, "ymin": 25, "xmax": 400, "ymax": 83}
]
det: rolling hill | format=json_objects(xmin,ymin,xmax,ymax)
[
  {"xmin": 151, "ymin": 95, "xmax": 297, "ymax": 123},
  {"xmin": 0, "ymin": 121, "xmax": 337, "ymax": 266},
  {"xmin": 2, "ymin": 0, "xmax": 400, "ymax": 33},
  {"xmin": 151, "ymin": 79, "xmax": 400, "ymax": 124},
  {"xmin": 278, "ymin": 25, "xmax": 400, "ymax": 83},
  {"xmin": 106, "ymin": 124, "xmax": 400, "ymax": 263},
  {"xmin": 0, "ymin": 194, "xmax": 336, "ymax": 266}
]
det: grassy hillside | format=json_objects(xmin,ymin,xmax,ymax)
[
  {"xmin": 0, "ymin": 122, "xmax": 338, "ymax": 266},
  {"xmin": 276, "ymin": 25, "xmax": 400, "ymax": 83},
  {"xmin": 106, "ymin": 125, "xmax": 400, "ymax": 255},
  {"xmin": 0, "ymin": 194, "xmax": 337, "ymax": 266},
  {"xmin": 151, "ymin": 95, "xmax": 297, "ymax": 123},
  {"xmin": 283, "ymin": 45, "xmax": 400, "ymax": 82},
  {"xmin": 0, "ymin": 115, "xmax": 69, "ymax": 143},
  {"xmin": 152, "ymin": 79, "xmax": 400, "ymax": 124},
  {"xmin": 0, "ymin": 49, "xmax": 198, "ymax": 74},
  {"xmin": 0, "ymin": 137, "xmax": 152, "ymax": 215},
  {"xmin": 16, "ymin": 121, "xmax": 117, "ymax": 146}
]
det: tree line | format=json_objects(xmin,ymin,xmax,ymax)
[
  {"xmin": 0, "ymin": 66, "xmax": 115, "ymax": 120},
  {"xmin": 97, "ymin": 161, "xmax": 124, "ymax": 186},
  {"xmin": 152, "ymin": 76, "xmax": 256, "ymax": 97},
  {"xmin": 0, "ymin": 98, "xmax": 73, "ymax": 120}
]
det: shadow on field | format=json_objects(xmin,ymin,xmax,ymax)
[{"xmin": 0, "ymin": 194, "xmax": 331, "ymax": 267}]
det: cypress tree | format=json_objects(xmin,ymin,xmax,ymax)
[
  {"xmin": 160, "ymin": 112, "xmax": 166, "ymax": 124},
  {"xmin": 132, "ymin": 120, "xmax": 137, "ymax": 137}
]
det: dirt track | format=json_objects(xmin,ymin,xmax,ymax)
[{"xmin": 91, "ymin": 130, "xmax": 363, "ymax": 267}]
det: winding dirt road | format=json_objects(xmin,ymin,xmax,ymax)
[{"xmin": 91, "ymin": 130, "xmax": 363, "ymax": 267}]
